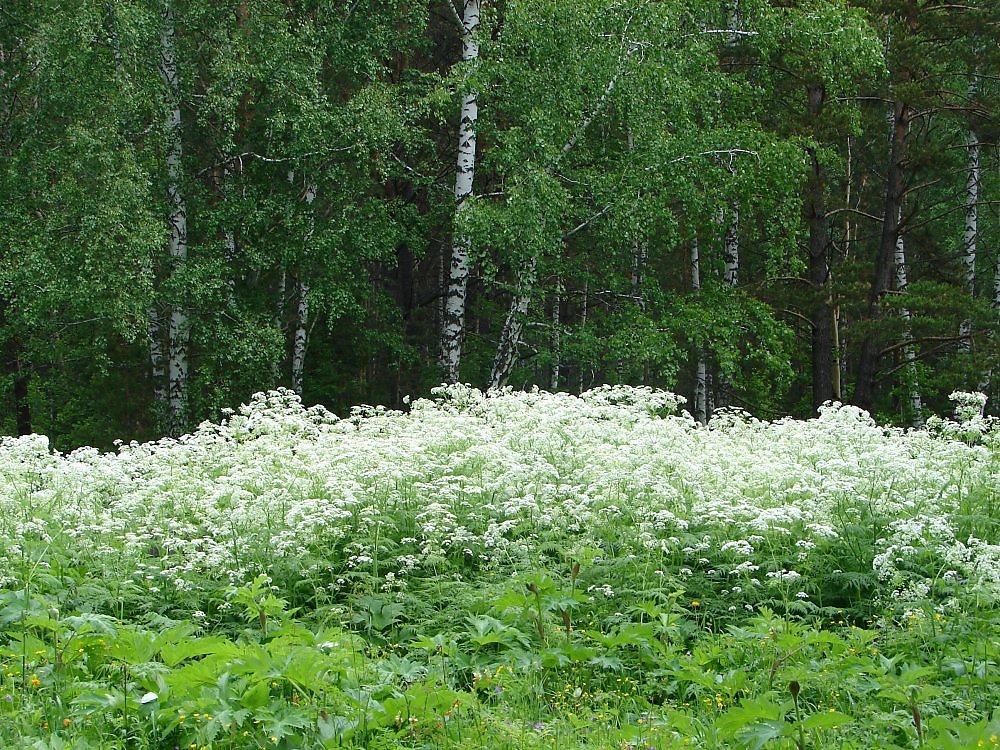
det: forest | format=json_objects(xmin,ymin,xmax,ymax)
[{"xmin": 1, "ymin": 0, "xmax": 999, "ymax": 447}]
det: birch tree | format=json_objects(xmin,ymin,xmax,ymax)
[
  {"xmin": 691, "ymin": 236, "xmax": 708, "ymax": 424},
  {"xmin": 723, "ymin": 207, "xmax": 739, "ymax": 288},
  {"xmin": 292, "ymin": 183, "xmax": 317, "ymax": 396},
  {"xmin": 0, "ymin": 0, "xmax": 161, "ymax": 445},
  {"xmin": 440, "ymin": 0, "xmax": 481, "ymax": 384},
  {"xmin": 159, "ymin": 0, "xmax": 190, "ymax": 435},
  {"xmin": 959, "ymin": 122, "xmax": 980, "ymax": 352},
  {"xmin": 483, "ymin": 1, "xmax": 662, "ymax": 390},
  {"xmin": 894, "ymin": 204, "xmax": 922, "ymax": 423}
]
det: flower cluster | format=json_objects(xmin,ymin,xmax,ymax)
[{"xmin": 0, "ymin": 386, "xmax": 995, "ymax": 611}]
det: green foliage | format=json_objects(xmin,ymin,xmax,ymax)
[
  {"xmin": 2, "ymin": 387, "xmax": 999, "ymax": 748},
  {"xmin": 1, "ymin": 0, "xmax": 998, "ymax": 448}
]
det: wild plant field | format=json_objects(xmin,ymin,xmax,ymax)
[{"xmin": 1, "ymin": 386, "xmax": 998, "ymax": 749}]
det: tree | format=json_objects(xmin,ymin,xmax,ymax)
[{"xmin": 440, "ymin": 0, "xmax": 481, "ymax": 384}]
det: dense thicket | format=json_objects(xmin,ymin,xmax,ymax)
[{"xmin": 1, "ymin": 0, "xmax": 998, "ymax": 447}]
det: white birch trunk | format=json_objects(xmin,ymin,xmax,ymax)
[
  {"xmin": 292, "ymin": 280, "xmax": 309, "ymax": 395},
  {"xmin": 727, "ymin": 0, "xmax": 743, "ymax": 39},
  {"xmin": 995, "ymin": 248, "xmax": 1000, "ymax": 312},
  {"xmin": 440, "ymin": 0, "xmax": 481, "ymax": 383},
  {"xmin": 275, "ymin": 266, "xmax": 286, "ymax": 329},
  {"xmin": 550, "ymin": 278, "xmax": 562, "ymax": 391},
  {"xmin": 578, "ymin": 280, "xmax": 588, "ymax": 394},
  {"xmin": 292, "ymin": 183, "xmax": 317, "ymax": 395},
  {"xmin": 894, "ymin": 206, "xmax": 922, "ymax": 423},
  {"xmin": 148, "ymin": 303, "xmax": 168, "ymax": 412},
  {"xmin": 630, "ymin": 238, "xmax": 647, "ymax": 301},
  {"xmin": 160, "ymin": 0, "xmax": 189, "ymax": 435},
  {"xmin": 489, "ymin": 257, "xmax": 537, "ymax": 390},
  {"xmin": 691, "ymin": 237, "xmax": 707, "ymax": 425},
  {"xmin": 832, "ymin": 306, "xmax": 842, "ymax": 401},
  {"xmin": 723, "ymin": 206, "xmax": 739, "ymax": 287},
  {"xmin": 959, "ymin": 126, "xmax": 979, "ymax": 350},
  {"xmin": 714, "ymin": 207, "xmax": 739, "ymax": 408},
  {"xmin": 222, "ymin": 163, "xmax": 237, "ymax": 300},
  {"xmin": 987, "ymin": 198, "xmax": 1000, "ymax": 396},
  {"xmin": 627, "ymin": 129, "xmax": 647, "ymax": 304}
]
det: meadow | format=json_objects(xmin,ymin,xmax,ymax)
[{"xmin": 1, "ymin": 385, "xmax": 997, "ymax": 749}]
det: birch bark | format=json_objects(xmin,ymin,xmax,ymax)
[
  {"xmin": 723, "ymin": 206, "xmax": 739, "ymax": 287},
  {"xmin": 489, "ymin": 256, "xmax": 537, "ymax": 390},
  {"xmin": 550, "ymin": 277, "xmax": 562, "ymax": 391},
  {"xmin": 987, "ymin": 180, "xmax": 1000, "ymax": 396},
  {"xmin": 627, "ymin": 129, "xmax": 647, "ymax": 305},
  {"xmin": 440, "ymin": 0, "xmax": 481, "ymax": 383},
  {"xmin": 717, "ymin": 206, "xmax": 738, "ymax": 408},
  {"xmin": 578, "ymin": 280, "xmax": 588, "ymax": 394},
  {"xmin": 959, "ymin": 126, "xmax": 979, "ymax": 351},
  {"xmin": 222, "ymin": 166, "xmax": 237, "ymax": 300},
  {"xmin": 160, "ymin": 0, "xmax": 189, "ymax": 435},
  {"xmin": 292, "ymin": 182, "xmax": 317, "ymax": 395},
  {"xmin": 292, "ymin": 280, "xmax": 309, "ymax": 395},
  {"xmin": 691, "ymin": 237, "xmax": 707, "ymax": 425},
  {"xmin": 894, "ymin": 205, "xmax": 922, "ymax": 423},
  {"xmin": 148, "ymin": 302, "xmax": 168, "ymax": 413},
  {"xmin": 994, "ymin": 245, "xmax": 1000, "ymax": 313}
]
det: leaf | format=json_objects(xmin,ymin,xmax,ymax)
[
  {"xmin": 801, "ymin": 710, "xmax": 854, "ymax": 731},
  {"xmin": 258, "ymin": 704, "xmax": 312, "ymax": 739},
  {"xmin": 71, "ymin": 690, "xmax": 125, "ymax": 711},
  {"xmin": 110, "ymin": 629, "xmax": 156, "ymax": 664},
  {"xmin": 160, "ymin": 636, "xmax": 236, "ymax": 667},
  {"xmin": 241, "ymin": 680, "xmax": 271, "ymax": 710},
  {"xmin": 715, "ymin": 698, "xmax": 786, "ymax": 734},
  {"xmin": 587, "ymin": 654, "xmax": 624, "ymax": 671},
  {"xmin": 942, "ymin": 659, "xmax": 967, "ymax": 677},
  {"xmin": 318, "ymin": 712, "xmax": 357, "ymax": 742},
  {"xmin": 739, "ymin": 719, "xmax": 793, "ymax": 750}
]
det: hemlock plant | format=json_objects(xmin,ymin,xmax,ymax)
[{"xmin": 0, "ymin": 386, "xmax": 997, "ymax": 748}]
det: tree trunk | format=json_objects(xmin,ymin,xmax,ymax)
[
  {"xmin": 959, "ymin": 126, "xmax": 979, "ymax": 351},
  {"xmin": 292, "ymin": 183, "xmax": 317, "ymax": 396},
  {"xmin": 627, "ymin": 129, "xmax": 647, "ymax": 305},
  {"xmin": 160, "ymin": 0, "xmax": 189, "ymax": 436},
  {"xmin": 894, "ymin": 205, "xmax": 922, "ymax": 424},
  {"xmin": 832, "ymin": 306, "xmax": 842, "ymax": 401},
  {"xmin": 723, "ymin": 206, "xmax": 739, "ymax": 287},
  {"xmin": 440, "ymin": 0, "xmax": 481, "ymax": 383},
  {"xmin": 805, "ymin": 83, "xmax": 834, "ymax": 412},
  {"xmin": 222, "ymin": 165, "xmax": 237, "ymax": 300},
  {"xmin": 550, "ymin": 278, "xmax": 562, "ymax": 391},
  {"xmin": 715, "ymin": 206, "xmax": 739, "ymax": 408},
  {"xmin": 995, "ymin": 245, "xmax": 1000, "ymax": 313},
  {"xmin": 489, "ymin": 256, "xmax": 537, "ymax": 390},
  {"xmin": 853, "ymin": 99, "xmax": 909, "ymax": 411},
  {"xmin": 986, "ymin": 196, "xmax": 1000, "ymax": 399},
  {"xmin": 578, "ymin": 280, "xmax": 588, "ymax": 394},
  {"xmin": 148, "ymin": 302, "xmax": 168, "ymax": 418},
  {"xmin": 691, "ymin": 236, "xmax": 707, "ymax": 425},
  {"xmin": 292, "ymin": 279, "xmax": 309, "ymax": 395}
]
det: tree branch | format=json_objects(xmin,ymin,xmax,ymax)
[
  {"xmin": 878, "ymin": 333, "xmax": 975, "ymax": 359},
  {"xmin": 443, "ymin": 0, "xmax": 464, "ymax": 31}
]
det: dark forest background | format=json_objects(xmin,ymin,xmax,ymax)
[{"xmin": 1, "ymin": 0, "xmax": 998, "ymax": 449}]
